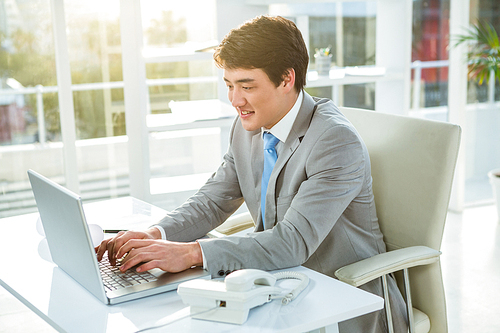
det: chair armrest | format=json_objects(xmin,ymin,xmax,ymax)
[
  {"xmin": 207, "ymin": 212, "xmax": 254, "ymax": 238},
  {"xmin": 334, "ymin": 246, "xmax": 441, "ymax": 287}
]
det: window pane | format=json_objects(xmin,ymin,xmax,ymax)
[
  {"xmin": 342, "ymin": 2, "xmax": 376, "ymax": 67},
  {"xmin": 343, "ymin": 83, "xmax": 375, "ymax": 110},
  {"xmin": 149, "ymin": 127, "xmax": 224, "ymax": 210},
  {"xmin": 141, "ymin": 1, "xmax": 216, "ymax": 49},
  {"xmin": 276, "ymin": 2, "xmax": 376, "ymax": 69},
  {"xmin": 309, "ymin": 16, "xmax": 338, "ymax": 67},
  {"xmin": 467, "ymin": 81, "xmax": 489, "ymax": 103},
  {"xmin": 0, "ymin": 0, "xmax": 64, "ymax": 218},
  {"xmin": 141, "ymin": 0, "xmax": 218, "ymax": 117},
  {"xmin": 466, "ymin": 0, "xmax": 500, "ymax": 103},
  {"xmin": 273, "ymin": 2, "xmax": 376, "ymax": 110},
  {"xmin": 139, "ymin": 0, "xmax": 221, "ymax": 210},
  {"xmin": 412, "ymin": 0, "xmax": 450, "ymax": 62},
  {"xmin": 420, "ymin": 67, "xmax": 449, "ymax": 108},
  {"xmin": 411, "ymin": 0, "xmax": 450, "ymax": 116},
  {"xmin": 65, "ymin": 0, "xmax": 129, "ymax": 202},
  {"xmin": 305, "ymin": 86, "xmax": 333, "ymax": 100},
  {"xmin": 305, "ymin": 83, "xmax": 375, "ymax": 110},
  {"xmin": 146, "ymin": 60, "xmax": 217, "ymax": 115},
  {"xmin": 65, "ymin": 1, "xmax": 124, "ymax": 139},
  {"xmin": 0, "ymin": 1, "xmax": 58, "ymax": 146},
  {"xmin": 465, "ymin": 0, "xmax": 500, "ymax": 203}
]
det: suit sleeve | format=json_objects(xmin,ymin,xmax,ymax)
[{"xmin": 198, "ymin": 123, "xmax": 367, "ymax": 277}]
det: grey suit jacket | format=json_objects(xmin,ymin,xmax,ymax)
[{"xmin": 157, "ymin": 92, "xmax": 407, "ymax": 333}]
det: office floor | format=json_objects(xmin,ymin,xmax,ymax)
[
  {"xmin": 0, "ymin": 205, "xmax": 499, "ymax": 333},
  {"xmin": 441, "ymin": 204, "xmax": 500, "ymax": 333}
]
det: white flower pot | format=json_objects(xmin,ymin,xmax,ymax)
[
  {"xmin": 314, "ymin": 54, "xmax": 332, "ymax": 76},
  {"xmin": 488, "ymin": 168, "xmax": 500, "ymax": 222}
]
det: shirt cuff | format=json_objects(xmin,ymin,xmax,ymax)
[
  {"xmin": 196, "ymin": 240, "xmax": 208, "ymax": 270},
  {"xmin": 152, "ymin": 225, "xmax": 166, "ymax": 240}
]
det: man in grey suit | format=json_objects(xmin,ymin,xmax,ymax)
[{"xmin": 96, "ymin": 15, "xmax": 407, "ymax": 333}]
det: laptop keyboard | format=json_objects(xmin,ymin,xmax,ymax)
[{"xmin": 99, "ymin": 254, "xmax": 158, "ymax": 291}]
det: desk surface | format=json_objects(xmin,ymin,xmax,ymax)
[{"xmin": 0, "ymin": 197, "xmax": 383, "ymax": 333}]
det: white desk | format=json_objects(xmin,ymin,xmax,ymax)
[{"xmin": 0, "ymin": 197, "xmax": 383, "ymax": 333}]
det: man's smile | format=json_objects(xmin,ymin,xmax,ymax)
[{"xmin": 238, "ymin": 108, "xmax": 255, "ymax": 117}]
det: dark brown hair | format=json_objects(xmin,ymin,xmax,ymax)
[{"xmin": 213, "ymin": 16, "xmax": 309, "ymax": 93}]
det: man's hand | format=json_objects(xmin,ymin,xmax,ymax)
[
  {"xmin": 115, "ymin": 239, "xmax": 203, "ymax": 273},
  {"xmin": 94, "ymin": 227, "xmax": 203, "ymax": 273},
  {"xmin": 95, "ymin": 228, "xmax": 160, "ymax": 266}
]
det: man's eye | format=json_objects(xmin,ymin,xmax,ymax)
[{"xmin": 242, "ymin": 86, "xmax": 252, "ymax": 90}]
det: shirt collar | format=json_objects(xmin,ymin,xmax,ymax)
[{"xmin": 261, "ymin": 90, "xmax": 303, "ymax": 143}]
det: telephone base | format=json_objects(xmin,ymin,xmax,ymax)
[
  {"xmin": 177, "ymin": 269, "xmax": 310, "ymax": 325},
  {"xmin": 177, "ymin": 278, "xmax": 281, "ymax": 324}
]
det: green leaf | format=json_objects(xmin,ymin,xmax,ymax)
[{"xmin": 453, "ymin": 20, "xmax": 500, "ymax": 84}]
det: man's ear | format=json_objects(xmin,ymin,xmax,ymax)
[{"xmin": 282, "ymin": 68, "xmax": 296, "ymax": 93}]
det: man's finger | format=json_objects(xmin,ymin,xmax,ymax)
[
  {"xmin": 106, "ymin": 239, "xmax": 118, "ymax": 265},
  {"xmin": 95, "ymin": 239, "xmax": 110, "ymax": 261},
  {"xmin": 119, "ymin": 248, "xmax": 154, "ymax": 272},
  {"xmin": 116, "ymin": 239, "xmax": 154, "ymax": 260},
  {"xmin": 112, "ymin": 231, "xmax": 148, "ymax": 259},
  {"xmin": 135, "ymin": 260, "xmax": 161, "ymax": 273}
]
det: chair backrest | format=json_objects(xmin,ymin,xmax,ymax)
[{"xmin": 340, "ymin": 107, "xmax": 461, "ymax": 333}]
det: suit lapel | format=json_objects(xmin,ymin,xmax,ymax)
[
  {"xmin": 264, "ymin": 92, "xmax": 317, "ymax": 229},
  {"xmin": 274, "ymin": 93, "xmax": 315, "ymax": 172},
  {"xmin": 251, "ymin": 131, "xmax": 264, "ymax": 189},
  {"xmin": 249, "ymin": 131, "xmax": 265, "ymax": 231}
]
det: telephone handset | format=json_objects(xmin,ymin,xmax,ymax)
[
  {"xmin": 177, "ymin": 269, "xmax": 309, "ymax": 325},
  {"xmin": 225, "ymin": 269, "xmax": 276, "ymax": 291}
]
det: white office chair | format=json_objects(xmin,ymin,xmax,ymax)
[
  {"xmin": 212, "ymin": 107, "xmax": 461, "ymax": 333},
  {"xmin": 334, "ymin": 107, "xmax": 461, "ymax": 333}
]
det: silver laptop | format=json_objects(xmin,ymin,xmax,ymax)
[{"xmin": 28, "ymin": 169, "xmax": 209, "ymax": 305}]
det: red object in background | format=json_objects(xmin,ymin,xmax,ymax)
[
  {"xmin": 413, "ymin": 0, "xmax": 450, "ymax": 83},
  {"xmin": 0, "ymin": 104, "xmax": 27, "ymax": 144}
]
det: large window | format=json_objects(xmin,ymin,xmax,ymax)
[
  {"xmin": 0, "ymin": 0, "xmax": 221, "ymax": 217},
  {"xmin": 4, "ymin": 0, "xmax": 490, "ymax": 217}
]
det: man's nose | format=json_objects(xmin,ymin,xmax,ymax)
[{"xmin": 230, "ymin": 89, "xmax": 245, "ymax": 108}]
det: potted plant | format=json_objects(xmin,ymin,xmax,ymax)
[
  {"xmin": 455, "ymin": 21, "xmax": 500, "ymax": 221},
  {"xmin": 314, "ymin": 47, "xmax": 332, "ymax": 76}
]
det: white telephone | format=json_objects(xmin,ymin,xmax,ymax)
[{"xmin": 177, "ymin": 269, "xmax": 309, "ymax": 325}]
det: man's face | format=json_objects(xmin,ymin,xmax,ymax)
[{"xmin": 223, "ymin": 68, "xmax": 294, "ymax": 131}]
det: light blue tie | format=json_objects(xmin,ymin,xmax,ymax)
[{"xmin": 261, "ymin": 132, "xmax": 280, "ymax": 228}]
